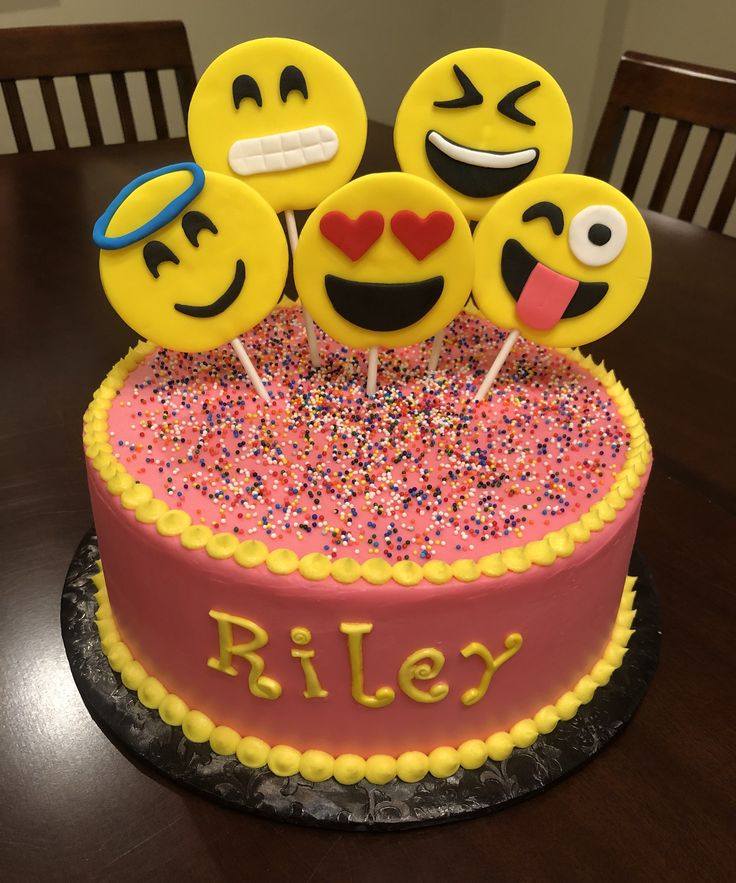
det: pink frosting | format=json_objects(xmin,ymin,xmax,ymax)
[{"xmin": 106, "ymin": 310, "xmax": 629, "ymax": 562}]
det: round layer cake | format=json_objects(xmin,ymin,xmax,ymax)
[{"xmin": 84, "ymin": 308, "xmax": 650, "ymax": 784}]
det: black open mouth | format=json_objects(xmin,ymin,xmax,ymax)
[
  {"xmin": 425, "ymin": 131, "xmax": 539, "ymax": 198},
  {"xmin": 501, "ymin": 239, "xmax": 608, "ymax": 321},
  {"xmin": 324, "ymin": 274, "xmax": 444, "ymax": 332},
  {"xmin": 174, "ymin": 259, "xmax": 245, "ymax": 318}
]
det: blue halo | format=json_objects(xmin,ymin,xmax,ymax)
[{"xmin": 93, "ymin": 162, "xmax": 205, "ymax": 250}]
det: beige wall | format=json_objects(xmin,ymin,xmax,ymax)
[
  {"xmin": 613, "ymin": 0, "xmax": 736, "ymax": 230},
  {"xmin": 1, "ymin": 0, "xmax": 734, "ymax": 229},
  {"xmin": 0, "ymin": 0, "xmax": 507, "ymax": 152},
  {"xmin": 496, "ymin": 0, "xmax": 616, "ymax": 172}
]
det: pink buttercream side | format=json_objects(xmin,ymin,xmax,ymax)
[{"xmin": 89, "ymin": 461, "xmax": 647, "ymax": 756}]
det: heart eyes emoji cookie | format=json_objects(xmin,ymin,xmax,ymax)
[{"xmin": 294, "ymin": 172, "xmax": 474, "ymax": 349}]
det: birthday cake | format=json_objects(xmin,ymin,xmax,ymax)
[
  {"xmin": 84, "ymin": 308, "xmax": 650, "ymax": 785},
  {"xmin": 81, "ymin": 40, "xmax": 653, "ymax": 789}
]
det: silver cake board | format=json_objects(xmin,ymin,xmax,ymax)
[{"xmin": 61, "ymin": 529, "xmax": 660, "ymax": 831}]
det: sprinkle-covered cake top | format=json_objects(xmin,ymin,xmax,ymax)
[{"xmin": 106, "ymin": 308, "xmax": 630, "ymax": 562}]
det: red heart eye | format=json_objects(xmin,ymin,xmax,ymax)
[
  {"xmin": 319, "ymin": 211, "xmax": 384, "ymax": 261},
  {"xmin": 391, "ymin": 211, "xmax": 455, "ymax": 260}
]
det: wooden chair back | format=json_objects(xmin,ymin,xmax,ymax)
[
  {"xmin": 0, "ymin": 21, "xmax": 196, "ymax": 152},
  {"xmin": 585, "ymin": 51, "xmax": 736, "ymax": 233}
]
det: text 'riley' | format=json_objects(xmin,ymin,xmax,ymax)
[{"xmin": 207, "ymin": 610, "xmax": 523, "ymax": 707}]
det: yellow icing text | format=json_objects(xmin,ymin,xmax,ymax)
[
  {"xmin": 206, "ymin": 613, "xmax": 523, "ymax": 707},
  {"xmin": 460, "ymin": 633, "xmax": 523, "ymax": 706},
  {"xmin": 207, "ymin": 610, "xmax": 282, "ymax": 700},
  {"xmin": 398, "ymin": 648, "xmax": 449, "ymax": 703},
  {"xmin": 339, "ymin": 622, "xmax": 396, "ymax": 708},
  {"xmin": 290, "ymin": 626, "xmax": 328, "ymax": 699}
]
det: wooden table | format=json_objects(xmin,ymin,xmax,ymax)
[{"xmin": 1, "ymin": 127, "xmax": 734, "ymax": 882}]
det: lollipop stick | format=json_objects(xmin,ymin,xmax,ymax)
[
  {"xmin": 230, "ymin": 338, "xmax": 270, "ymax": 404},
  {"xmin": 427, "ymin": 327, "xmax": 446, "ymax": 374},
  {"xmin": 284, "ymin": 209, "xmax": 321, "ymax": 368},
  {"xmin": 474, "ymin": 330, "xmax": 519, "ymax": 401},
  {"xmin": 367, "ymin": 346, "xmax": 378, "ymax": 397}
]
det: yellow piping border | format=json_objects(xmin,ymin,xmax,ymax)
[
  {"xmin": 83, "ymin": 337, "xmax": 651, "ymax": 586},
  {"xmin": 92, "ymin": 564, "xmax": 637, "ymax": 784}
]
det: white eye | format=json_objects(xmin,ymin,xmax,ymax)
[{"xmin": 568, "ymin": 205, "xmax": 627, "ymax": 267}]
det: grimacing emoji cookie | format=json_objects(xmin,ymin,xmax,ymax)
[
  {"xmin": 293, "ymin": 172, "xmax": 474, "ymax": 350},
  {"xmin": 188, "ymin": 37, "xmax": 367, "ymax": 213},
  {"xmin": 394, "ymin": 48, "xmax": 573, "ymax": 220},
  {"xmin": 95, "ymin": 163, "xmax": 289, "ymax": 352},
  {"xmin": 472, "ymin": 174, "xmax": 652, "ymax": 348}
]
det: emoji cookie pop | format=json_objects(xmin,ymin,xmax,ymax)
[
  {"xmin": 394, "ymin": 48, "xmax": 573, "ymax": 221},
  {"xmin": 294, "ymin": 172, "xmax": 474, "ymax": 395},
  {"xmin": 472, "ymin": 173, "xmax": 652, "ymax": 399},
  {"xmin": 94, "ymin": 163, "xmax": 289, "ymax": 402},
  {"xmin": 188, "ymin": 37, "xmax": 368, "ymax": 367},
  {"xmin": 395, "ymin": 48, "xmax": 572, "ymax": 373}
]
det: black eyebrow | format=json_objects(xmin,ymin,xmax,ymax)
[
  {"xmin": 280, "ymin": 65, "xmax": 308, "ymax": 101},
  {"xmin": 434, "ymin": 65, "xmax": 483, "ymax": 108},
  {"xmin": 143, "ymin": 240, "xmax": 179, "ymax": 278},
  {"xmin": 181, "ymin": 211, "xmax": 217, "ymax": 247},
  {"xmin": 497, "ymin": 81, "xmax": 540, "ymax": 125},
  {"xmin": 232, "ymin": 74, "xmax": 262, "ymax": 109},
  {"xmin": 522, "ymin": 201, "xmax": 564, "ymax": 236}
]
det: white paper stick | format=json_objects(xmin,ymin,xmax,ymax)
[
  {"xmin": 230, "ymin": 337, "xmax": 270, "ymax": 404},
  {"xmin": 427, "ymin": 327, "xmax": 446, "ymax": 374},
  {"xmin": 367, "ymin": 346, "xmax": 378, "ymax": 397},
  {"xmin": 474, "ymin": 330, "xmax": 520, "ymax": 402},
  {"xmin": 284, "ymin": 209, "xmax": 321, "ymax": 368}
]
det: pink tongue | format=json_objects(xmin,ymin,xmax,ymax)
[{"xmin": 515, "ymin": 262, "xmax": 579, "ymax": 331}]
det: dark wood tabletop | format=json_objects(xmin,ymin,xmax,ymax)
[{"xmin": 1, "ymin": 125, "xmax": 734, "ymax": 882}]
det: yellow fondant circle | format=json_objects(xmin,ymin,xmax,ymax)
[
  {"xmin": 99, "ymin": 169, "xmax": 288, "ymax": 352},
  {"xmin": 394, "ymin": 48, "xmax": 572, "ymax": 220},
  {"xmin": 294, "ymin": 172, "xmax": 474, "ymax": 349},
  {"xmin": 473, "ymin": 174, "xmax": 652, "ymax": 347},
  {"xmin": 188, "ymin": 38, "xmax": 367, "ymax": 213}
]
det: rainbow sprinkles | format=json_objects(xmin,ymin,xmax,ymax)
[{"xmin": 105, "ymin": 310, "xmax": 636, "ymax": 563}]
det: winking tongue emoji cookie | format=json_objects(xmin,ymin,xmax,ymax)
[{"xmin": 472, "ymin": 173, "xmax": 652, "ymax": 400}]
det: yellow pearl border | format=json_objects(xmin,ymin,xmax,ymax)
[
  {"xmin": 83, "ymin": 337, "xmax": 650, "ymax": 586},
  {"xmin": 92, "ymin": 564, "xmax": 637, "ymax": 784}
]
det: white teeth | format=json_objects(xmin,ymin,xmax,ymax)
[
  {"xmin": 228, "ymin": 125, "xmax": 338, "ymax": 176},
  {"xmin": 427, "ymin": 131, "xmax": 537, "ymax": 169}
]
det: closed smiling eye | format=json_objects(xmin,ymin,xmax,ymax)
[
  {"xmin": 182, "ymin": 211, "xmax": 218, "ymax": 247},
  {"xmin": 434, "ymin": 64, "xmax": 483, "ymax": 108},
  {"xmin": 522, "ymin": 201, "xmax": 564, "ymax": 236},
  {"xmin": 497, "ymin": 81, "xmax": 540, "ymax": 126},
  {"xmin": 232, "ymin": 74, "xmax": 262, "ymax": 109},
  {"xmin": 280, "ymin": 65, "xmax": 308, "ymax": 101},
  {"xmin": 143, "ymin": 241, "xmax": 179, "ymax": 279}
]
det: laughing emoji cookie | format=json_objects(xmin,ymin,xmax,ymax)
[
  {"xmin": 94, "ymin": 163, "xmax": 289, "ymax": 352},
  {"xmin": 187, "ymin": 38, "xmax": 367, "ymax": 213},
  {"xmin": 394, "ymin": 48, "xmax": 572, "ymax": 220},
  {"xmin": 293, "ymin": 172, "xmax": 474, "ymax": 349},
  {"xmin": 473, "ymin": 173, "xmax": 652, "ymax": 348}
]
